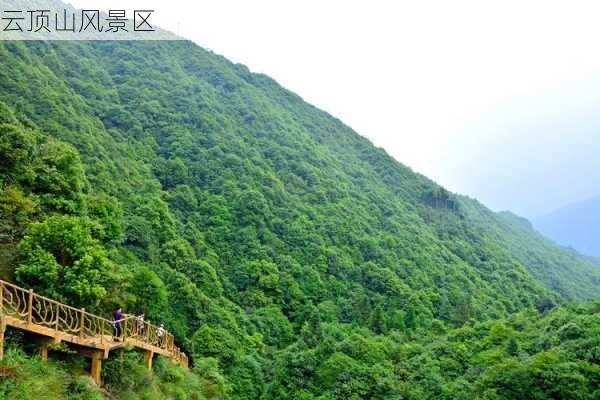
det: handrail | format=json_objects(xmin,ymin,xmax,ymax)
[{"xmin": 0, "ymin": 278, "xmax": 187, "ymax": 367}]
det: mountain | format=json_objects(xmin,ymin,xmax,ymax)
[
  {"xmin": 533, "ymin": 195, "xmax": 600, "ymax": 257},
  {"xmin": 0, "ymin": 39, "xmax": 598, "ymax": 399}
]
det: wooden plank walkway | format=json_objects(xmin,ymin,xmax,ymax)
[{"xmin": 0, "ymin": 278, "xmax": 188, "ymax": 384}]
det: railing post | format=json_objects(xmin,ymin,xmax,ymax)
[
  {"xmin": 0, "ymin": 282, "xmax": 4, "ymax": 360},
  {"xmin": 123, "ymin": 318, "xmax": 127, "ymax": 341},
  {"xmin": 54, "ymin": 303, "xmax": 60, "ymax": 335},
  {"xmin": 0, "ymin": 281, "xmax": 4, "ymax": 313},
  {"xmin": 27, "ymin": 289, "xmax": 33, "ymax": 326},
  {"xmin": 79, "ymin": 308, "xmax": 85, "ymax": 338}
]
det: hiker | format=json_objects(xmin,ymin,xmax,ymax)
[
  {"xmin": 112, "ymin": 307, "xmax": 123, "ymax": 340},
  {"xmin": 136, "ymin": 313, "xmax": 145, "ymax": 336},
  {"xmin": 157, "ymin": 324, "xmax": 165, "ymax": 347}
]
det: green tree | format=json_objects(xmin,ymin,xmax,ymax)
[
  {"xmin": 370, "ymin": 305, "xmax": 388, "ymax": 335},
  {"xmin": 32, "ymin": 138, "xmax": 85, "ymax": 213},
  {"xmin": 129, "ymin": 265, "xmax": 168, "ymax": 318},
  {"xmin": 15, "ymin": 215, "xmax": 108, "ymax": 307},
  {"xmin": 0, "ymin": 124, "xmax": 36, "ymax": 185},
  {"xmin": 191, "ymin": 325, "xmax": 242, "ymax": 367}
]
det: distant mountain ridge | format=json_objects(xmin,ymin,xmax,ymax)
[{"xmin": 533, "ymin": 194, "xmax": 600, "ymax": 257}]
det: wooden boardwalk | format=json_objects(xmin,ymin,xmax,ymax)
[{"xmin": 0, "ymin": 279, "xmax": 188, "ymax": 384}]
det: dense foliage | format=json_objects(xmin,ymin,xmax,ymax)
[
  {"xmin": 0, "ymin": 39, "xmax": 598, "ymax": 399},
  {"xmin": 264, "ymin": 301, "xmax": 600, "ymax": 399},
  {"xmin": 0, "ymin": 336, "xmax": 215, "ymax": 400}
]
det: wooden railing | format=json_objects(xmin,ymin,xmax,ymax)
[
  {"xmin": 116, "ymin": 314, "xmax": 187, "ymax": 366},
  {"xmin": 0, "ymin": 279, "xmax": 188, "ymax": 368}
]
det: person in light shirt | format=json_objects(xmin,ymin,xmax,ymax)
[{"xmin": 157, "ymin": 324, "xmax": 165, "ymax": 347}]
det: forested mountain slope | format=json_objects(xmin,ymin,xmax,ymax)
[{"xmin": 0, "ymin": 40, "xmax": 598, "ymax": 399}]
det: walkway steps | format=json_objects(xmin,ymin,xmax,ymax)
[{"xmin": 0, "ymin": 279, "xmax": 188, "ymax": 384}]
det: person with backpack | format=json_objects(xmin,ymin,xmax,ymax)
[
  {"xmin": 112, "ymin": 307, "xmax": 123, "ymax": 341},
  {"xmin": 136, "ymin": 313, "xmax": 145, "ymax": 336}
]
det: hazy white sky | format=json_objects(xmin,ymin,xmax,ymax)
[{"xmin": 68, "ymin": 0, "xmax": 600, "ymax": 217}]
